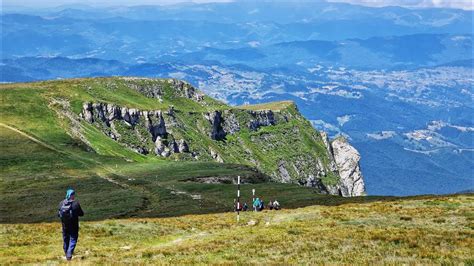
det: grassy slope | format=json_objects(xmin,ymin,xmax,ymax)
[
  {"xmin": 0, "ymin": 124, "xmax": 382, "ymax": 222},
  {"xmin": 238, "ymin": 100, "xmax": 295, "ymax": 111},
  {"xmin": 1, "ymin": 194, "xmax": 472, "ymax": 264},
  {"xmin": 0, "ymin": 78, "xmax": 340, "ymax": 223}
]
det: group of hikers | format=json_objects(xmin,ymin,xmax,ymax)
[
  {"xmin": 57, "ymin": 188, "xmax": 281, "ymax": 261},
  {"xmin": 234, "ymin": 197, "xmax": 281, "ymax": 212}
]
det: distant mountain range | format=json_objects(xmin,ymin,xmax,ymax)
[{"xmin": 1, "ymin": 1, "xmax": 472, "ymax": 195}]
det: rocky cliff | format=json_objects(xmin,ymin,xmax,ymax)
[
  {"xmin": 322, "ymin": 134, "xmax": 366, "ymax": 197},
  {"xmin": 75, "ymin": 78, "xmax": 365, "ymax": 196}
]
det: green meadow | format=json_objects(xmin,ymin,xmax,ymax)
[{"xmin": 1, "ymin": 195, "xmax": 472, "ymax": 264}]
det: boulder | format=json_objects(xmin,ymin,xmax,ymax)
[
  {"xmin": 177, "ymin": 139, "xmax": 189, "ymax": 153},
  {"xmin": 210, "ymin": 148, "xmax": 223, "ymax": 163}
]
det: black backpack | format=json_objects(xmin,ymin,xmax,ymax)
[{"xmin": 59, "ymin": 200, "xmax": 74, "ymax": 221}]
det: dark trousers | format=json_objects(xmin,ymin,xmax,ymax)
[{"xmin": 62, "ymin": 225, "xmax": 79, "ymax": 258}]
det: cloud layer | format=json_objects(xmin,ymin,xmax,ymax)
[
  {"xmin": 327, "ymin": 0, "xmax": 473, "ymax": 10},
  {"xmin": 3, "ymin": 0, "xmax": 473, "ymax": 10},
  {"xmin": 2, "ymin": 0, "xmax": 232, "ymax": 8}
]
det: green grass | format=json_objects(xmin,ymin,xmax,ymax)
[
  {"xmin": 1, "ymin": 194, "xmax": 472, "ymax": 264},
  {"xmin": 0, "ymin": 77, "xmax": 348, "ymax": 223},
  {"xmin": 238, "ymin": 101, "xmax": 295, "ymax": 111},
  {"xmin": 0, "ymin": 123, "xmax": 385, "ymax": 224},
  {"xmin": 1, "ymin": 78, "xmax": 471, "ymax": 264},
  {"xmin": 0, "ymin": 78, "xmax": 340, "ymax": 186},
  {"xmin": 0, "ymin": 124, "xmax": 349, "ymax": 223}
]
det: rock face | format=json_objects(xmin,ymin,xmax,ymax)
[
  {"xmin": 168, "ymin": 79, "xmax": 204, "ymax": 102},
  {"xmin": 144, "ymin": 111, "xmax": 167, "ymax": 141},
  {"xmin": 278, "ymin": 161, "xmax": 291, "ymax": 183},
  {"xmin": 177, "ymin": 139, "xmax": 189, "ymax": 153},
  {"xmin": 76, "ymin": 78, "xmax": 366, "ymax": 197},
  {"xmin": 124, "ymin": 78, "xmax": 204, "ymax": 102},
  {"xmin": 330, "ymin": 137, "xmax": 366, "ymax": 197},
  {"xmin": 248, "ymin": 110, "xmax": 276, "ymax": 131},
  {"xmin": 205, "ymin": 111, "xmax": 226, "ymax": 140},
  {"xmin": 80, "ymin": 102, "xmax": 188, "ymax": 158},
  {"xmin": 222, "ymin": 111, "xmax": 240, "ymax": 134},
  {"xmin": 320, "ymin": 132, "xmax": 338, "ymax": 172}
]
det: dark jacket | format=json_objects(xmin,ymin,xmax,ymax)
[{"xmin": 58, "ymin": 200, "xmax": 84, "ymax": 232}]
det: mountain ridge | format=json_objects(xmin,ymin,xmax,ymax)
[
  {"xmin": 1, "ymin": 77, "xmax": 365, "ymax": 196},
  {"xmin": 65, "ymin": 77, "xmax": 366, "ymax": 196}
]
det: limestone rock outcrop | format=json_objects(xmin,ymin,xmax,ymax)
[
  {"xmin": 330, "ymin": 137, "xmax": 366, "ymax": 197},
  {"xmin": 76, "ymin": 79, "xmax": 366, "ymax": 197},
  {"xmin": 80, "ymin": 102, "xmax": 189, "ymax": 158},
  {"xmin": 205, "ymin": 111, "xmax": 226, "ymax": 140},
  {"xmin": 248, "ymin": 110, "xmax": 276, "ymax": 131}
]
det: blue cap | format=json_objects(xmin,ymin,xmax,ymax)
[{"xmin": 66, "ymin": 189, "xmax": 75, "ymax": 200}]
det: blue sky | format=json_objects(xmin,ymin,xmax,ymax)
[{"xmin": 3, "ymin": 0, "xmax": 473, "ymax": 10}]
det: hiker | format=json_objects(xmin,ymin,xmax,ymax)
[
  {"xmin": 234, "ymin": 199, "xmax": 242, "ymax": 212},
  {"xmin": 58, "ymin": 189, "xmax": 84, "ymax": 261},
  {"xmin": 273, "ymin": 199, "xmax": 280, "ymax": 210},
  {"xmin": 268, "ymin": 201, "xmax": 274, "ymax": 210},
  {"xmin": 243, "ymin": 203, "xmax": 249, "ymax": 211},
  {"xmin": 259, "ymin": 199, "xmax": 265, "ymax": 211},
  {"xmin": 253, "ymin": 197, "xmax": 261, "ymax": 212}
]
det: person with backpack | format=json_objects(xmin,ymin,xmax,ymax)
[
  {"xmin": 58, "ymin": 189, "xmax": 84, "ymax": 261},
  {"xmin": 259, "ymin": 199, "xmax": 265, "ymax": 211},
  {"xmin": 234, "ymin": 198, "xmax": 242, "ymax": 212},
  {"xmin": 253, "ymin": 197, "xmax": 261, "ymax": 212},
  {"xmin": 268, "ymin": 201, "xmax": 274, "ymax": 210},
  {"xmin": 273, "ymin": 199, "xmax": 280, "ymax": 210}
]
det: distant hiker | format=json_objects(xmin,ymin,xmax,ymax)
[
  {"xmin": 268, "ymin": 201, "xmax": 274, "ymax": 210},
  {"xmin": 234, "ymin": 199, "xmax": 242, "ymax": 212},
  {"xmin": 253, "ymin": 197, "xmax": 261, "ymax": 212},
  {"xmin": 243, "ymin": 203, "xmax": 249, "ymax": 211},
  {"xmin": 260, "ymin": 200, "xmax": 265, "ymax": 211},
  {"xmin": 273, "ymin": 199, "xmax": 280, "ymax": 210},
  {"xmin": 58, "ymin": 189, "xmax": 84, "ymax": 261}
]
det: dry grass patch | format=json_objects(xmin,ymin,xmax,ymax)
[{"xmin": 1, "ymin": 194, "xmax": 473, "ymax": 264}]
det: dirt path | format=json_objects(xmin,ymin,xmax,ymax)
[
  {"xmin": 0, "ymin": 122, "xmax": 129, "ymax": 188},
  {"xmin": 0, "ymin": 122, "xmax": 64, "ymax": 154}
]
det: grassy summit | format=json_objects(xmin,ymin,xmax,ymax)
[
  {"xmin": 238, "ymin": 100, "xmax": 295, "ymax": 111},
  {"xmin": 1, "ymin": 194, "xmax": 472, "ymax": 264}
]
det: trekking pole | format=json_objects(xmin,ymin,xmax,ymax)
[{"xmin": 237, "ymin": 175, "xmax": 240, "ymax": 222}]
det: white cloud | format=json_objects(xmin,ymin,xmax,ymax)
[
  {"xmin": 327, "ymin": 0, "xmax": 474, "ymax": 10},
  {"xmin": 2, "ymin": 0, "xmax": 233, "ymax": 8},
  {"xmin": 4, "ymin": 0, "xmax": 472, "ymax": 9}
]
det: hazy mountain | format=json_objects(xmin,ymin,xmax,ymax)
[{"xmin": 1, "ymin": 1, "xmax": 472, "ymax": 195}]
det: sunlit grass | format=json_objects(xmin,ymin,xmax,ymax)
[
  {"xmin": 238, "ymin": 100, "xmax": 295, "ymax": 111},
  {"xmin": 1, "ymin": 195, "xmax": 472, "ymax": 264}
]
